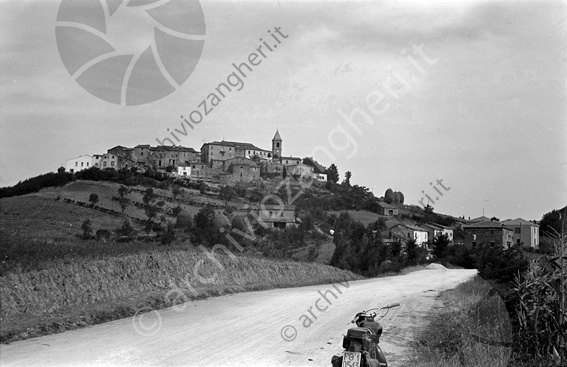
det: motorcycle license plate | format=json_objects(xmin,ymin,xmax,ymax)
[{"xmin": 342, "ymin": 351, "xmax": 361, "ymax": 367}]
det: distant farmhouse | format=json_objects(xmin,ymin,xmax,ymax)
[{"xmin": 63, "ymin": 130, "xmax": 328, "ymax": 185}]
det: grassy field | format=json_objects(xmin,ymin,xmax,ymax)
[
  {"xmin": 0, "ymin": 181, "xmax": 210, "ymax": 243},
  {"xmin": 328, "ymin": 210, "xmax": 387, "ymax": 226},
  {"xmin": 404, "ymin": 276, "xmax": 512, "ymax": 367}
]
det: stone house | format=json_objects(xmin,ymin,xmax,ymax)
[
  {"xmin": 220, "ymin": 162, "xmax": 260, "ymax": 185},
  {"xmin": 378, "ymin": 202, "xmax": 399, "ymax": 216},
  {"xmin": 258, "ymin": 204, "xmax": 296, "ymax": 229},
  {"xmin": 302, "ymin": 157, "xmax": 327, "ymax": 181},
  {"xmin": 286, "ymin": 163, "xmax": 314, "ymax": 180},
  {"xmin": 462, "ymin": 221, "xmax": 514, "ymax": 249}
]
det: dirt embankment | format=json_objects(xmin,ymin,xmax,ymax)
[{"xmin": 0, "ymin": 250, "xmax": 361, "ymax": 343}]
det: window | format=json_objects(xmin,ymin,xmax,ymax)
[
  {"xmin": 490, "ymin": 229, "xmax": 495, "ymax": 235},
  {"xmin": 75, "ymin": 162, "xmax": 78, "ymax": 166},
  {"xmin": 473, "ymin": 234, "xmax": 476, "ymax": 240},
  {"xmin": 472, "ymin": 241, "xmax": 477, "ymax": 248},
  {"xmin": 103, "ymin": 161, "xmax": 107, "ymax": 167},
  {"xmin": 86, "ymin": 162, "xmax": 89, "ymax": 167},
  {"xmin": 111, "ymin": 161, "xmax": 115, "ymax": 166},
  {"xmin": 277, "ymin": 142, "xmax": 280, "ymax": 148},
  {"xmin": 81, "ymin": 162, "xmax": 83, "ymax": 167},
  {"xmin": 515, "ymin": 228, "xmax": 521, "ymax": 234}
]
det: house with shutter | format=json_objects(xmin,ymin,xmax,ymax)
[{"xmin": 501, "ymin": 218, "xmax": 539, "ymax": 249}]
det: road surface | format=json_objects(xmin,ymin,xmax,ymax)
[{"xmin": 1, "ymin": 267, "xmax": 477, "ymax": 366}]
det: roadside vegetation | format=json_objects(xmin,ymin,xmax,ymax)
[{"xmin": 407, "ymin": 207, "xmax": 567, "ymax": 366}]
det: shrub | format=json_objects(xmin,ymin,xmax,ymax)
[
  {"xmin": 95, "ymin": 229, "xmax": 112, "ymax": 242},
  {"xmin": 81, "ymin": 219, "xmax": 94, "ymax": 240},
  {"xmin": 476, "ymin": 246, "xmax": 528, "ymax": 283}
]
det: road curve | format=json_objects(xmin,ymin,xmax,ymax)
[{"xmin": 1, "ymin": 268, "xmax": 477, "ymax": 367}]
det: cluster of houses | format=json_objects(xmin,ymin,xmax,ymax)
[
  {"xmin": 64, "ymin": 130, "xmax": 328, "ymax": 185},
  {"xmin": 379, "ymin": 214, "xmax": 540, "ymax": 251},
  {"xmin": 63, "ymin": 130, "xmax": 541, "ymax": 250}
]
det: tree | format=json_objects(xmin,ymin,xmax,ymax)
[
  {"xmin": 219, "ymin": 185, "xmax": 237, "ymax": 207},
  {"xmin": 117, "ymin": 185, "xmax": 130, "ymax": 216},
  {"xmin": 393, "ymin": 191, "xmax": 400, "ymax": 204},
  {"xmin": 282, "ymin": 166, "xmax": 287, "ymax": 179},
  {"xmin": 405, "ymin": 238, "xmax": 419, "ymax": 265},
  {"xmin": 384, "ymin": 189, "xmax": 394, "ymax": 204},
  {"xmin": 326, "ymin": 164, "xmax": 339, "ymax": 184},
  {"xmin": 431, "ymin": 234, "xmax": 450, "ymax": 259},
  {"xmin": 195, "ymin": 205, "xmax": 215, "ymax": 228},
  {"xmin": 172, "ymin": 186, "xmax": 183, "ymax": 202},
  {"xmin": 172, "ymin": 205, "xmax": 183, "ymax": 217},
  {"xmin": 142, "ymin": 188, "xmax": 161, "ymax": 233},
  {"xmin": 118, "ymin": 219, "xmax": 135, "ymax": 240},
  {"xmin": 540, "ymin": 208, "xmax": 564, "ymax": 237},
  {"xmin": 89, "ymin": 193, "xmax": 99, "ymax": 207},
  {"xmin": 398, "ymin": 192, "xmax": 405, "ymax": 204},
  {"xmin": 81, "ymin": 219, "xmax": 93, "ymax": 239},
  {"xmin": 343, "ymin": 171, "xmax": 352, "ymax": 187},
  {"xmin": 350, "ymin": 185, "xmax": 371, "ymax": 210},
  {"xmin": 199, "ymin": 182, "xmax": 207, "ymax": 195}
]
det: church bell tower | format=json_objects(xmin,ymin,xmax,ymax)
[{"xmin": 272, "ymin": 130, "xmax": 282, "ymax": 161}]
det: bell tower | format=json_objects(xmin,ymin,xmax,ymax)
[{"xmin": 272, "ymin": 130, "xmax": 282, "ymax": 161}]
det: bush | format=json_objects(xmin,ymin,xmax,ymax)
[
  {"xmin": 476, "ymin": 246, "xmax": 528, "ymax": 283},
  {"xmin": 445, "ymin": 245, "xmax": 475, "ymax": 268},
  {"xmin": 81, "ymin": 220, "xmax": 94, "ymax": 240},
  {"xmin": 95, "ymin": 229, "xmax": 112, "ymax": 242}
]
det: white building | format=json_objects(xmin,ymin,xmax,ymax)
[
  {"xmin": 502, "ymin": 218, "xmax": 540, "ymax": 249},
  {"xmin": 177, "ymin": 164, "xmax": 191, "ymax": 177},
  {"xmin": 66, "ymin": 155, "xmax": 92, "ymax": 173}
]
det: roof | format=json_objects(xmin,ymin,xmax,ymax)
[
  {"xmin": 463, "ymin": 221, "xmax": 513, "ymax": 230},
  {"xmin": 201, "ymin": 140, "xmax": 271, "ymax": 153},
  {"xmin": 273, "ymin": 130, "xmax": 282, "ymax": 141},
  {"xmin": 423, "ymin": 223, "xmax": 453, "ymax": 230},
  {"xmin": 378, "ymin": 202, "xmax": 397, "ymax": 209},
  {"xmin": 152, "ymin": 145, "xmax": 198, "ymax": 153},
  {"xmin": 280, "ymin": 156, "xmax": 301, "ymax": 161},
  {"xmin": 470, "ymin": 215, "xmax": 491, "ymax": 222},
  {"xmin": 384, "ymin": 223, "xmax": 428, "ymax": 232},
  {"xmin": 67, "ymin": 154, "xmax": 92, "ymax": 161},
  {"xmin": 302, "ymin": 157, "xmax": 326, "ymax": 174},
  {"xmin": 501, "ymin": 218, "xmax": 539, "ymax": 227}
]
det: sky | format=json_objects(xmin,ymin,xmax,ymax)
[{"xmin": 1, "ymin": 0, "xmax": 566, "ymax": 221}]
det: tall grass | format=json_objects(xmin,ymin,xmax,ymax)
[{"xmin": 406, "ymin": 276, "xmax": 512, "ymax": 367}]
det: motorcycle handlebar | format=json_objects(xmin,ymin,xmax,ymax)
[{"xmin": 385, "ymin": 303, "xmax": 400, "ymax": 309}]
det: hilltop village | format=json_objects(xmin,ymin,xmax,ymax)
[
  {"xmin": 64, "ymin": 130, "xmax": 327, "ymax": 186},
  {"xmin": 61, "ymin": 129, "xmax": 542, "ymax": 252}
]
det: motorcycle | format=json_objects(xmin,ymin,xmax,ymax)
[{"xmin": 331, "ymin": 303, "xmax": 400, "ymax": 367}]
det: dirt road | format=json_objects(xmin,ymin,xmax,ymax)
[{"xmin": 1, "ymin": 267, "xmax": 477, "ymax": 366}]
